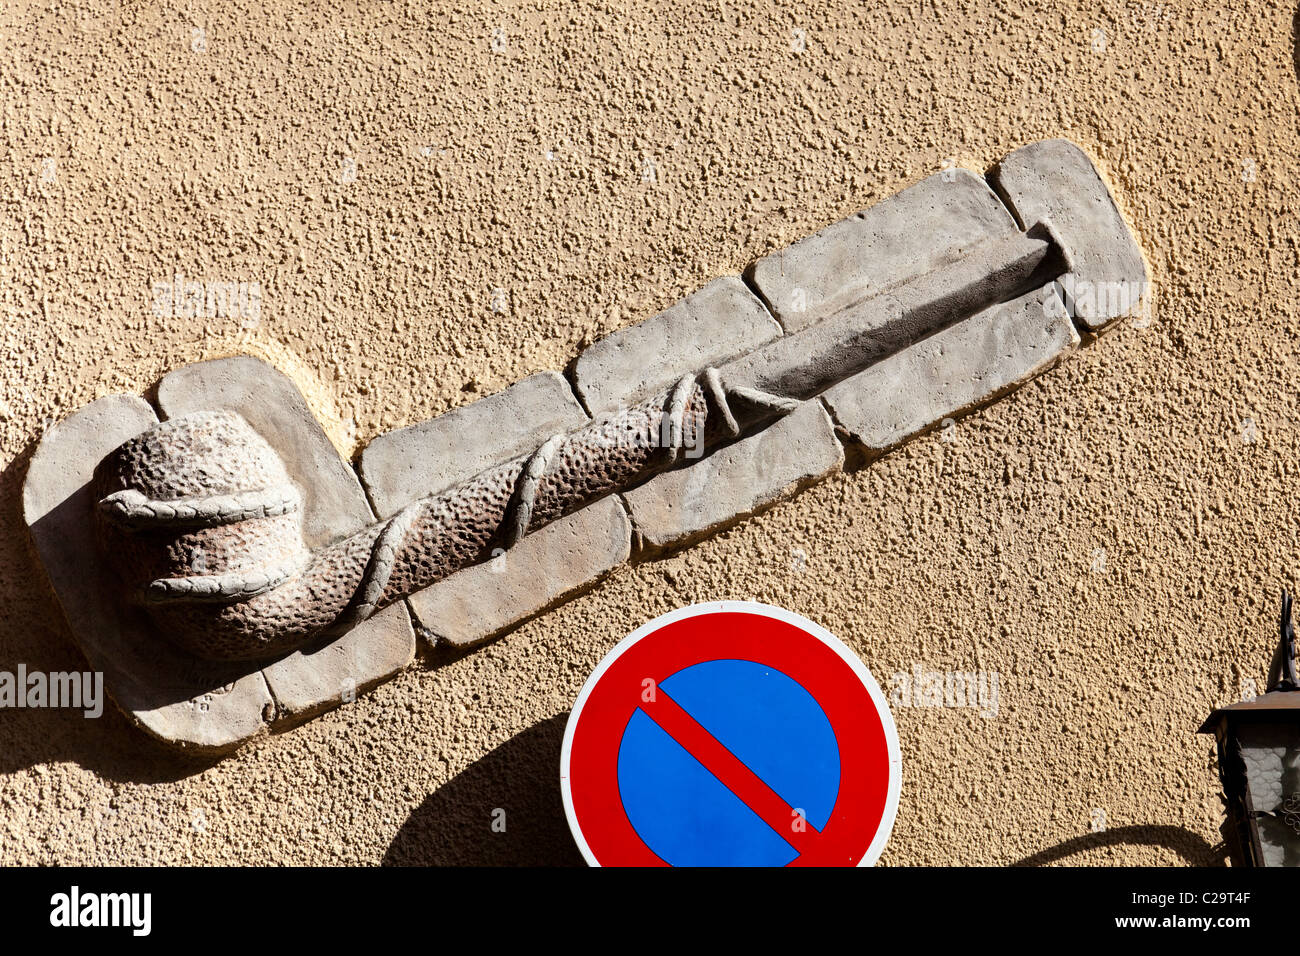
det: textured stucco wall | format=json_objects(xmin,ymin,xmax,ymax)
[{"xmin": 2, "ymin": 0, "xmax": 1297, "ymax": 864}]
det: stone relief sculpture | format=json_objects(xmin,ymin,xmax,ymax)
[{"xmin": 22, "ymin": 139, "xmax": 1148, "ymax": 753}]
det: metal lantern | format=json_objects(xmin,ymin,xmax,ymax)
[{"xmin": 1199, "ymin": 590, "xmax": 1300, "ymax": 867}]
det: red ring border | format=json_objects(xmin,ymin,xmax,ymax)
[{"xmin": 560, "ymin": 602, "xmax": 901, "ymax": 867}]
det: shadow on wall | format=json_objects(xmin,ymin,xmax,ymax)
[
  {"xmin": 1012, "ymin": 825, "xmax": 1227, "ymax": 867},
  {"xmin": 384, "ymin": 713, "xmax": 585, "ymax": 866}
]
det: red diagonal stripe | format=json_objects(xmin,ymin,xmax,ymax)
[{"xmin": 641, "ymin": 690, "xmax": 821, "ymax": 857}]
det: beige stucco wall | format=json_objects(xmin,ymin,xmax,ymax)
[{"xmin": 2, "ymin": 0, "xmax": 1295, "ymax": 864}]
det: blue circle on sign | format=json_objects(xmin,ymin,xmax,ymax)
[{"xmin": 615, "ymin": 659, "xmax": 841, "ymax": 866}]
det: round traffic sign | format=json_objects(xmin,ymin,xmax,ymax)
[{"xmin": 560, "ymin": 602, "xmax": 901, "ymax": 866}]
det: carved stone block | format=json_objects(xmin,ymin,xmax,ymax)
[
  {"xmin": 824, "ymin": 285, "xmax": 1080, "ymax": 456},
  {"xmin": 572, "ymin": 276, "xmax": 783, "ymax": 413},
  {"xmin": 360, "ymin": 371, "xmax": 588, "ymax": 507},
  {"xmin": 746, "ymin": 169, "xmax": 1019, "ymax": 331},
  {"xmin": 622, "ymin": 399, "xmax": 844, "ymax": 554},
  {"xmin": 990, "ymin": 139, "xmax": 1149, "ymax": 332}
]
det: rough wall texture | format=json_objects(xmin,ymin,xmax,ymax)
[{"xmin": 1, "ymin": 0, "xmax": 1296, "ymax": 865}]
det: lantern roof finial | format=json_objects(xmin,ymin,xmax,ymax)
[
  {"xmin": 1198, "ymin": 588, "xmax": 1300, "ymax": 733},
  {"xmin": 1267, "ymin": 589, "xmax": 1300, "ymax": 693}
]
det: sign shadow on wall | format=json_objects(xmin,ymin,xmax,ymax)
[
  {"xmin": 1011, "ymin": 825, "xmax": 1226, "ymax": 867},
  {"xmin": 384, "ymin": 713, "xmax": 585, "ymax": 867}
]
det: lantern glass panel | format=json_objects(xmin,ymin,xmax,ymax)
[{"xmin": 1237, "ymin": 721, "xmax": 1300, "ymax": 866}]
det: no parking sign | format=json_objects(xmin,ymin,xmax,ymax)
[{"xmin": 561, "ymin": 602, "xmax": 901, "ymax": 866}]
